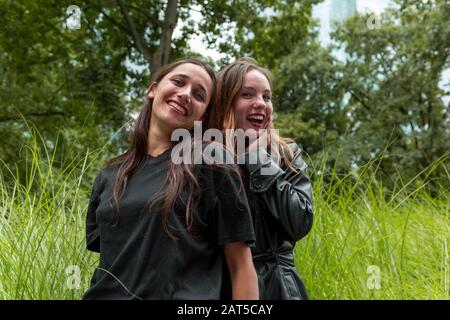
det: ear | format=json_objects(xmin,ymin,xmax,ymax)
[{"xmin": 147, "ymin": 81, "xmax": 157, "ymax": 100}]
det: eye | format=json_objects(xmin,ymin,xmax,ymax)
[
  {"xmin": 263, "ymin": 95, "xmax": 271, "ymax": 102},
  {"xmin": 171, "ymin": 78, "xmax": 183, "ymax": 86},
  {"xmin": 194, "ymin": 92, "xmax": 205, "ymax": 102},
  {"xmin": 242, "ymin": 91, "xmax": 252, "ymax": 98}
]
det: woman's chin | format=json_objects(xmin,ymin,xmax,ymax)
[{"xmin": 162, "ymin": 114, "xmax": 191, "ymax": 130}]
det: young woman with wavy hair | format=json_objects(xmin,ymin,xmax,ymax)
[
  {"xmin": 211, "ymin": 57, "xmax": 313, "ymax": 300},
  {"xmin": 83, "ymin": 58, "xmax": 258, "ymax": 300}
]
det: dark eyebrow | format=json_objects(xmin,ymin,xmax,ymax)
[
  {"xmin": 173, "ymin": 74, "xmax": 208, "ymax": 96},
  {"xmin": 242, "ymin": 86, "xmax": 272, "ymax": 94}
]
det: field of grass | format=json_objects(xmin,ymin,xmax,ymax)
[
  {"xmin": 296, "ymin": 154, "xmax": 449, "ymax": 299},
  {"xmin": 0, "ymin": 136, "xmax": 448, "ymax": 299}
]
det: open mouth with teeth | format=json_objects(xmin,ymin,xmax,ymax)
[
  {"xmin": 247, "ymin": 114, "xmax": 265, "ymax": 128},
  {"xmin": 167, "ymin": 101, "xmax": 188, "ymax": 116}
]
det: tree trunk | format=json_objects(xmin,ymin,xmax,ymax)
[
  {"xmin": 151, "ymin": 0, "xmax": 178, "ymax": 74},
  {"xmin": 116, "ymin": 0, "xmax": 152, "ymax": 65}
]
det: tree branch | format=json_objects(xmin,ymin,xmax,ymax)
[
  {"xmin": 152, "ymin": 0, "xmax": 178, "ymax": 73},
  {"xmin": 101, "ymin": 9, "xmax": 131, "ymax": 34},
  {"xmin": 115, "ymin": 0, "xmax": 152, "ymax": 64},
  {"xmin": 125, "ymin": 3, "xmax": 161, "ymax": 26},
  {"xmin": 349, "ymin": 90, "xmax": 371, "ymax": 113}
]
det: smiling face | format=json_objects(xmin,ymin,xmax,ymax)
[
  {"xmin": 233, "ymin": 69, "xmax": 273, "ymax": 132},
  {"xmin": 148, "ymin": 63, "xmax": 213, "ymax": 132}
]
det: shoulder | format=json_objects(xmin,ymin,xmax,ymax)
[
  {"xmin": 280, "ymin": 138, "xmax": 303, "ymax": 158},
  {"xmin": 91, "ymin": 162, "xmax": 120, "ymax": 191},
  {"xmin": 99, "ymin": 163, "xmax": 119, "ymax": 180},
  {"xmin": 279, "ymin": 139, "xmax": 307, "ymax": 171}
]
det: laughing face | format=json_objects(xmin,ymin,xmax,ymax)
[
  {"xmin": 148, "ymin": 63, "xmax": 213, "ymax": 132},
  {"xmin": 234, "ymin": 69, "xmax": 273, "ymax": 133}
]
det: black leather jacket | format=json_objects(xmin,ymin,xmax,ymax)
[{"xmin": 242, "ymin": 142, "xmax": 313, "ymax": 300}]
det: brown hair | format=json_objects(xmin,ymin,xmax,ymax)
[
  {"xmin": 210, "ymin": 57, "xmax": 296, "ymax": 170},
  {"xmin": 106, "ymin": 57, "xmax": 217, "ymax": 238}
]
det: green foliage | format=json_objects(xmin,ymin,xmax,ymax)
[
  {"xmin": 295, "ymin": 150, "xmax": 449, "ymax": 299},
  {"xmin": 332, "ymin": 0, "xmax": 450, "ymax": 184},
  {"xmin": 0, "ymin": 131, "xmax": 103, "ymax": 299},
  {"xmin": 0, "ymin": 0, "xmax": 129, "ymax": 176},
  {"xmin": 272, "ymin": 0, "xmax": 450, "ymax": 189},
  {"xmin": 273, "ymin": 35, "xmax": 348, "ymax": 162},
  {"xmin": 197, "ymin": 0, "xmax": 320, "ymax": 69}
]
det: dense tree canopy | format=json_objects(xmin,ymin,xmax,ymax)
[
  {"xmin": 1, "ymin": 0, "xmax": 448, "ymax": 191},
  {"xmin": 273, "ymin": 0, "xmax": 449, "ymax": 190}
]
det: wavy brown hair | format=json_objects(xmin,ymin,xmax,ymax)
[
  {"xmin": 106, "ymin": 58, "xmax": 217, "ymax": 238},
  {"xmin": 210, "ymin": 57, "xmax": 296, "ymax": 171}
]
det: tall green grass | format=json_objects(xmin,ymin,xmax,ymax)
[
  {"xmin": 0, "ymin": 131, "xmax": 101, "ymax": 299},
  {"xmin": 0, "ymin": 132, "xmax": 448, "ymax": 299},
  {"xmin": 295, "ymin": 151, "xmax": 450, "ymax": 299}
]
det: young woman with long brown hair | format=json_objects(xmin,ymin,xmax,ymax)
[
  {"xmin": 83, "ymin": 58, "xmax": 258, "ymax": 300},
  {"xmin": 211, "ymin": 57, "xmax": 313, "ymax": 300}
]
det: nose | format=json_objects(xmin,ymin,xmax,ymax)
[
  {"xmin": 177, "ymin": 86, "xmax": 191, "ymax": 104},
  {"xmin": 252, "ymin": 95, "xmax": 266, "ymax": 110}
]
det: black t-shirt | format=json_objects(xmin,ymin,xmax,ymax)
[{"xmin": 83, "ymin": 148, "xmax": 255, "ymax": 300}]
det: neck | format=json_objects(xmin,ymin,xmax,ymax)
[{"xmin": 147, "ymin": 117, "xmax": 173, "ymax": 157}]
